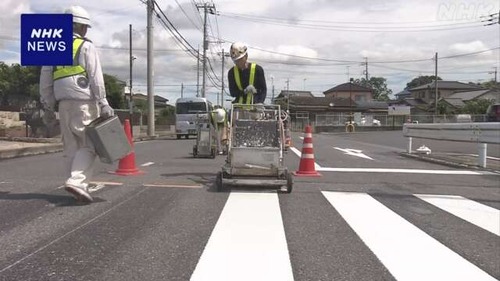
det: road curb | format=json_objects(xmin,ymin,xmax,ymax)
[
  {"xmin": 399, "ymin": 152, "xmax": 500, "ymax": 174},
  {"xmin": 0, "ymin": 143, "xmax": 63, "ymax": 159}
]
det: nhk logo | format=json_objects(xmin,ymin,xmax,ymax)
[{"xmin": 21, "ymin": 14, "xmax": 73, "ymax": 66}]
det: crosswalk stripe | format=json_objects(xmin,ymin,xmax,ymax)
[
  {"xmin": 190, "ymin": 192, "xmax": 293, "ymax": 281},
  {"xmin": 321, "ymin": 191, "xmax": 497, "ymax": 281},
  {"xmin": 415, "ymin": 194, "xmax": 500, "ymax": 236}
]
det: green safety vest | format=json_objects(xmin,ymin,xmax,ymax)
[
  {"xmin": 233, "ymin": 63, "xmax": 256, "ymax": 105},
  {"xmin": 53, "ymin": 38, "xmax": 87, "ymax": 80}
]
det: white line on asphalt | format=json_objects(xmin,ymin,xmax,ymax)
[
  {"xmin": 415, "ymin": 194, "xmax": 500, "ymax": 236},
  {"xmin": 142, "ymin": 183, "xmax": 202, "ymax": 189},
  {"xmin": 141, "ymin": 162, "xmax": 155, "ymax": 167},
  {"xmin": 317, "ymin": 167, "xmax": 488, "ymax": 175},
  {"xmin": 190, "ymin": 192, "xmax": 293, "ymax": 281},
  {"xmin": 322, "ymin": 191, "xmax": 497, "ymax": 281},
  {"xmin": 290, "ymin": 147, "xmax": 492, "ymax": 175}
]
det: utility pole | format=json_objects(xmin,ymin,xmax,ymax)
[
  {"xmin": 181, "ymin": 83, "xmax": 184, "ymax": 98},
  {"xmin": 196, "ymin": 46, "xmax": 200, "ymax": 97},
  {"xmin": 129, "ymin": 24, "xmax": 134, "ymax": 135},
  {"xmin": 270, "ymin": 76, "xmax": 275, "ymax": 103},
  {"xmin": 364, "ymin": 57, "xmax": 369, "ymax": 82},
  {"xmin": 196, "ymin": 2, "xmax": 216, "ymax": 98},
  {"xmin": 286, "ymin": 78, "xmax": 290, "ymax": 112},
  {"xmin": 218, "ymin": 49, "xmax": 230, "ymax": 108},
  {"xmin": 434, "ymin": 52, "xmax": 438, "ymax": 115},
  {"xmin": 489, "ymin": 67, "xmax": 498, "ymax": 83},
  {"xmin": 146, "ymin": 0, "xmax": 155, "ymax": 136}
]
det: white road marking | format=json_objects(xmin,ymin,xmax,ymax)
[
  {"xmin": 290, "ymin": 146, "xmax": 493, "ymax": 175},
  {"xmin": 415, "ymin": 194, "xmax": 500, "ymax": 236},
  {"xmin": 333, "ymin": 147, "xmax": 374, "ymax": 160},
  {"xmin": 317, "ymin": 167, "xmax": 488, "ymax": 175},
  {"xmin": 322, "ymin": 191, "xmax": 497, "ymax": 281},
  {"xmin": 143, "ymin": 183, "xmax": 202, "ymax": 189},
  {"xmin": 56, "ymin": 181, "xmax": 122, "ymax": 191},
  {"xmin": 141, "ymin": 162, "xmax": 155, "ymax": 167},
  {"xmin": 191, "ymin": 192, "xmax": 293, "ymax": 281}
]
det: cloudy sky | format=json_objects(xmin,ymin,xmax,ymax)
[{"xmin": 1, "ymin": 0, "xmax": 499, "ymax": 105}]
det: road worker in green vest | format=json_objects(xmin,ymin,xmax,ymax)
[
  {"xmin": 39, "ymin": 6, "xmax": 114, "ymax": 203},
  {"xmin": 227, "ymin": 42, "xmax": 267, "ymax": 106}
]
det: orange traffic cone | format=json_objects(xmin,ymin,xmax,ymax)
[
  {"xmin": 293, "ymin": 125, "xmax": 321, "ymax": 177},
  {"xmin": 113, "ymin": 119, "xmax": 144, "ymax": 176}
]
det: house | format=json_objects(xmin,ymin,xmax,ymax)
[
  {"xmin": 446, "ymin": 89, "xmax": 499, "ymax": 103},
  {"xmin": 274, "ymin": 90, "xmax": 314, "ymax": 100},
  {"xmin": 323, "ymin": 82, "xmax": 374, "ymax": 102},
  {"xmin": 394, "ymin": 89, "xmax": 411, "ymax": 100},
  {"xmin": 131, "ymin": 93, "xmax": 170, "ymax": 109},
  {"xmin": 408, "ymin": 81, "xmax": 482, "ymax": 104}
]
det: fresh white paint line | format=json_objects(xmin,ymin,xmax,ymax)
[
  {"xmin": 57, "ymin": 181, "xmax": 122, "ymax": 190},
  {"xmin": 317, "ymin": 167, "xmax": 486, "ymax": 175},
  {"xmin": 290, "ymin": 146, "xmax": 322, "ymax": 170},
  {"xmin": 290, "ymin": 146, "xmax": 492, "ymax": 175},
  {"xmin": 141, "ymin": 162, "xmax": 155, "ymax": 167},
  {"xmin": 90, "ymin": 181, "xmax": 123, "ymax": 186},
  {"xmin": 143, "ymin": 183, "xmax": 202, "ymax": 189},
  {"xmin": 415, "ymin": 194, "xmax": 500, "ymax": 236},
  {"xmin": 190, "ymin": 192, "xmax": 293, "ymax": 281},
  {"xmin": 322, "ymin": 191, "xmax": 497, "ymax": 281}
]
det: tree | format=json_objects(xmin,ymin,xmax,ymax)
[
  {"xmin": 353, "ymin": 77, "xmax": 392, "ymax": 101},
  {"xmin": 459, "ymin": 99, "xmax": 494, "ymax": 114},
  {"xmin": 406, "ymin": 75, "xmax": 442, "ymax": 90},
  {"xmin": 103, "ymin": 74, "xmax": 125, "ymax": 109},
  {"xmin": 480, "ymin": 80, "xmax": 500, "ymax": 89},
  {"xmin": 0, "ymin": 63, "xmax": 40, "ymax": 107}
]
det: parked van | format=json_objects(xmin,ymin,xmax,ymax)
[{"xmin": 486, "ymin": 103, "xmax": 500, "ymax": 122}]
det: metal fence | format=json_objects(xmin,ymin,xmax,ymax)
[{"xmin": 290, "ymin": 112, "xmax": 490, "ymax": 132}]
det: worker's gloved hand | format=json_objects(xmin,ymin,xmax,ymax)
[
  {"xmin": 244, "ymin": 85, "xmax": 257, "ymax": 95},
  {"xmin": 98, "ymin": 99, "xmax": 114, "ymax": 118},
  {"xmin": 100, "ymin": 104, "xmax": 114, "ymax": 118}
]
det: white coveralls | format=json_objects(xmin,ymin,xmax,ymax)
[{"xmin": 40, "ymin": 33, "xmax": 110, "ymax": 190}]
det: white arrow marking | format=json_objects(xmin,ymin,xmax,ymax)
[{"xmin": 334, "ymin": 147, "xmax": 373, "ymax": 160}]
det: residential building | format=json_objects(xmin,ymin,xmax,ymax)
[
  {"xmin": 323, "ymin": 82, "xmax": 374, "ymax": 102},
  {"xmin": 408, "ymin": 81, "xmax": 482, "ymax": 104}
]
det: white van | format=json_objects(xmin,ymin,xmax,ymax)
[{"xmin": 175, "ymin": 97, "xmax": 213, "ymax": 139}]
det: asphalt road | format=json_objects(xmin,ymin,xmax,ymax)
[{"xmin": 0, "ymin": 131, "xmax": 499, "ymax": 281}]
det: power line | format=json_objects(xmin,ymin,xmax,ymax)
[{"xmin": 219, "ymin": 12, "xmax": 487, "ymax": 32}]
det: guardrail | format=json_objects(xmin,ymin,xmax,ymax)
[{"xmin": 403, "ymin": 122, "xmax": 500, "ymax": 168}]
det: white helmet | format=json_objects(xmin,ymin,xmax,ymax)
[
  {"xmin": 65, "ymin": 6, "xmax": 91, "ymax": 27},
  {"xmin": 214, "ymin": 108, "xmax": 226, "ymax": 123},
  {"xmin": 230, "ymin": 42, "xmax": 247, "ymax": 61}
]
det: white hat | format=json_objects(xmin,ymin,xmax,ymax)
[
  {"xmin": 230, "ymin": 42, "xmax": 247, "ymax": 61},
  {"xmin": 65, "ymin": 6, "xmax": 91, "ymax": 27}
]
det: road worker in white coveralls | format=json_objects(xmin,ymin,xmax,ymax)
[
  {"xmin": 40, "ymin": 6, "xmax": 114, "ymax": 203},
  {"xmin": 210, "ymin": 106, "xmax": 229, "ymax": 154}
]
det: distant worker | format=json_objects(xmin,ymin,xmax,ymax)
[
  {"xmin": 227, "ymin": 42, "xmax": 267, "ymax": 105},
  {"xmin": 210, "ymin": 106, "xmax": 229, "ymax": 154},
  {"xmin": 40, "ymin": 6, "xmax": 114, "ymax": 203}
]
